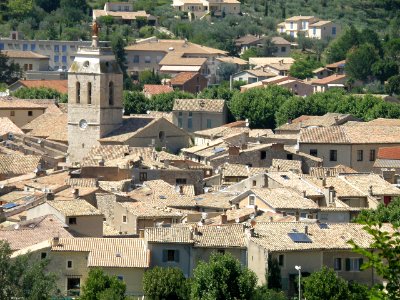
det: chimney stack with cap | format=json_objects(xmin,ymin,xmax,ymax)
[
  {"xmin": 52, "ymin": 236, "xmax": 60, "ymax": 247},
  {"xmin": 220, "ymin": 212, "xmax": 227, "ymax": 224},
  {"xmin": 73, "ymin": 188, "xmax": 79, "ymax": 199}
]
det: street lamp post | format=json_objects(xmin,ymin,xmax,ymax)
[{"xmin": 295, "ymin": 265, "xmax": 301, "ymax": 300}]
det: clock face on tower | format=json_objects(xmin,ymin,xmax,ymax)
[{"xmin": 79, "ymin": 119, "xmax": 88, "ymax": 130}]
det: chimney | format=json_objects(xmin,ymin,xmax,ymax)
[
  {"xmin": 220, "ymin": 212, "xmax": 227, "ymax": 224},
  {"xmin": 249, "ymin": 227, "xmax": 255, "ymax": 237},
  {"xmin": 46, "ymin": 192, "xmax": 54, "ymax": 201},
  {"xmin": 334, "ymin": 116, "xmax": 339, "ymax": 125},
  {"xmin": 73, "ymin": 188, "xmax": 79, "ymax": 199},
  {"xmin": 321, "ymin": 177, "xmax": 326, "ymax": 187},
  {"xmin": 302, "ymin": 190, "xmax": 307, "ymax": 198},
  {"xmin": 98, "ymin": 158, "xmax": 105, "ymax": 166},
  {"xmin": 254, "ymin": 205, "xmax": 258, "ymax": 215},
  {"xmin": 263, "ymin": 174, "xmax": 269, "ymax": 187},
  {"xmin": 305, "ymin": 225, "xmax": 309, "ymax": 235},
  {"xmin": 139, "ymin": 230, "xmax": 145, "ymax": 238},
  {"xmin": 295, "ymin": 211, "xmax": 300, "ymax": 221},
  {"xmin": 368, "ymin": 185, "xmax": 373, "ymax": 196},
  {"xmin": 51, "ymin": 236, "xmax": 60, "ymax": 247},
  {"xmin": 288, "ymin": 118, "xmax": 292, "ymax": 124},
  {"xmin": 179, "ymin": 185, "xmax": 184, "ymax": 195},
  {"xmin": 269, "ymin": 216, "xmax": 273, "ymax": 222}
]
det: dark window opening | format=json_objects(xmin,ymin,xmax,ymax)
[
  {"xmin": 109, "ymin": 81, "xmax": 114, "ymax": 106},
  {"xmin": 76, "ymin": 82, "xmax": 80, "ymax": 104},
  {"xmin": 278, "ymin": 254, "xmax": 284, "ymax": 266},
  {"xmin": 310, "ymin": 149, "xmax": 318, "ymax": 157},
  {"xmin": 286, "ymin": 154, "xmax": 293, "ymax": 160},
  {"xmin": 260, "ymin": 151, "xmax": 267, "ymax": 160},
  {"xmin": 139, "ymin": 172, "xmax": 147, "ymax": 182},
  {"xmin": 329, "ymin": 150, "xmax": 337, "ymax": 161},
  {"xmin": 87, "ymin": 82, "xmax": 92, "ymax": 104},
  {"xmin": 357, "ymin": 150, "xmax": 363, "ymax": 161},
  {"xmin": 369, "ymin": 149, "xmax": 376, "ymax": 161},
  {"xmin": 176, "ymin": 178, "xmax": 187, "ymax": 185},
  {"xmin": 68, "ymin": 217, "xmax": 77, "ymax": 225},
  {"xmin": 28, "ymin": 111, "xmax": 33, "ymax": 116}
]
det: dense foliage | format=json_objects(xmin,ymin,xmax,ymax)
[
  {"xmin": 0, "ymin": 50, "xmax": 22, "ymax": 85},
  {"xmin": 12, "ymin": 87, "xmax": 68, "ymax": 102},
  {"xmin": 81, "ymin": 268, "xmax": 126, "ymax": 300},
  {"xmin": 143, "ymin": 267, "xmax": 189, "ymax": 300},
  {"xmin": 0, "ymin": 240, "xmax": 57, "ymax": 300},
  {"xmin": 355, "ymin": 197, "xmax": 400, "ymax": 227},
  {"xmin": 191, "ymin": 252, "xmax": 257, "ymax": 300}
]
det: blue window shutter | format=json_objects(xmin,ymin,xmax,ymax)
[
  {"xmin": 175, "ymin": 250, "xmax": 180, "ymax": 262},
  {"xmin": 162, "ymin": 250, "xmax": 167, "ymax": 262}
]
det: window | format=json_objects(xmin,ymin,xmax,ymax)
[
  {"xmin": 290, "ymin": 31, "xmax": 295, "ymax": 38},
  {"xmin": 54, "ymin": 45, "xmax": 59, "ymax": 52},
  {"xmin": 76, "ymin": 82, "xmax": 81, "ymax": 104},
  {"xmin": 62, "ymin": 45, "xmax": 67, "ymax": 52},
  {"xmin": 369, "ymin": 149, "xmax": 376, "ymax": 161},
  {"xmin": 62, "ymin": 56, "xmax": 67, "ymax": 63},
  {"xmin": 176, "ymin": 178, "xmax": 187, "ymax": 185},
  {"xmin": 54, "ymin": 55, "xmax": 59, "ymax": 63},
  {"xmin": 159, "ymin": 130, "xmax": 165, "ymax": 141},
  {"xmin": 357, "ymin": 150, "xmax": 363, "ymax": 161},
  {"xmin": 87, "ymin": 82, "xmax": 92, "ymax": 104},
  {"xmin": 207, "ymin": 119, "xmax": 212, "ymax": 128},
  {"xmin": 290, "ymin": 22, "xmax": 293, "ymax": 29},
  {"xmin": 252, "ymin": 180, "xmax": 257, "ymax": 187},
  {"xmin": 163, "ymin": 249, "xmax": 180, "ymax": 262},
  {"xmin": 133, "ymin": 55, "xmax": 139, "ymax": 63},
  {"xmin": 249, "ymin": 195, "xmax": 255, "ymax": 206},
  {"xmin": 67, "ymin": 278, "xmax": 80, "ymax": 294},
  {"xmin": 178, "ymin": 117, "xmax": 183, "ymax": 128},
  {"xmin": 10, "ymin": 111, "xmax": 15, "ymax": 117},
  {"xmin": 122, "ymin": 215, "xmax": 127, "ymax": 223},
  {"xmin": 278, "ymin": 254, "xmax": 284, "ymax": 266},
  {"xmin": 68, "ymin": 217, "xmax": 77, "ymax": 225},
  {"xmin": 117, "ymin": 275, "xmax": 124, "ymax": 281},
  {"xmin": 145, "ymin": 56, "xmax": 151, "ymax": 63},
  {"xmin": 41, "ymin": 252, "xmax": 47, "ymax": 259},
  {"xmin": 332, "ymin": 27, "xmax": 337, "ymax": 35},
  {"xmin": 329, "ymin": 150, "xmax": 337, "ymax": 161},
  {"xmin": 67, "ymin": 260, "xmax": 73, "ymax": 269},
  {"xmin": 109, "ymin": 81, "xmax": 114, "ymax": 105},
  {"xmin": 345, "ymin": 258, "xmax": 363, "ymax": 272},
  {"xmin": 260, "ymin": 151, "xmax": 267, "ymax": 160},
  {"xmin": 23, "ymin": 44, "xmax": 28, "ymax": 51},
  {"xmin": 31, "ymin": 44, "xmax": 36, "ymax": 51},
  {"xmin": 217, "ymin": 249, "xmax": 225, "ymax": 254},
  {"xmin": 139, "ymin": 172, "xmax": 147, "ymax": 182},
  {"xmin": 287, "ymin": 154, "xmax": 293, "ymax": 160},
  {"xmin": 28, "ymin": 111, "xmax": 33, "ymax": 116},
  {"xmin": 313, "ymin": 27, "xmax": 316, "ymax": 35},
  {"xmin": 334, "ymin": 258, "xmax": 342, "ymax": 270},
  {"xmin": 28, "ymin": 64, "xmax": 32, "ymax": 70},
  {"xmin": 281, "ymin": 46, "xmax": 286, "ymax": 52},
  {"xmin": 70, "ymin": 56, "xmax": 75, "ymax": 61},
  {"xmin": 0, "ymin": 43, "xmax": 4, "ymax": 50},
  {"xmin": 188, "ymin": 118, "xmax": 192, "ymax": 129}
]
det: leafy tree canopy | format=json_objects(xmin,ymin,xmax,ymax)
[
  {"xmin": 123, "ymin": 90, "xmax": 147, "ymax": 115},
  {"xmin": 191, "ymin": 252, "xmax": 257, "ymax": 300},
  {"xmin": 0, "ymin": 50, "xmax": 22, "ymax": 85},
  {"xmin": 143, "ymin": 266, "xmax": 189, "ymax": 300},
  {"xmin": 12, "ymin": 87, "xmax": 68, "ymax": 102},
  {"xmin": 289, "ymin": 57, "xmax": 322, "ymax": 79},
  {"xmin": 81, "ymin": 268, "xmax": 126, "ymax": 300},
  {"xmin": 346, "ymin": 43, "xmax": 380, "ymax": 81},
  {"xmin": 148, "ymin": 90, "xmax": 194, "ymax": 112}
]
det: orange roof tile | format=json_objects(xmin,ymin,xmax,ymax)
[
  {"xmin": 377, "ymin": 146, "xmax": 400, "ymax": 160},
  {"xmin": 312, "ymin": 74, "xmax": 346, "ymax": 85},
  {"xmin": 143, "ymin": 84, "xmax": 173, "ymax": 96},
  {"xmin": 170, "ymin": 72, "xmax": 199, "ymax": 85}
]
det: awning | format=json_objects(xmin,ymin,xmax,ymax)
[{"xmin": 160, "ymin": 65, "xmax": 201, "ymax": 72}]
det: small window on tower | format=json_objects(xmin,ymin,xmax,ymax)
[
  {"xmin": 109, "ymin": 81, "xmax": 114, "ymax": 106},
  {"xmin": 76, "ymin": 82, "xmax": 81, "ymax": 104},
  {"xmin": 87, "ymin": 82, "xmax": 92, "ymax": 104}
]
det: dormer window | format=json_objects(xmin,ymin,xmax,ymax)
[
  {"xmin": 87, "ymin": 82, "xmax": 92, "ymax": 104},
  {"xmin": 76, "ymin": 82, "xmax": 80, "ymax": 104},
  {"xmin": 249, "ymin": 194, "xmax": 255, "ymax": 206},
  {"xmin": 109, "ymin": 81, "xmax": 114, "ymax": 106}
]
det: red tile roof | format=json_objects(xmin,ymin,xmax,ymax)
[
  {"xmin": 326, "ymin": 60, "xmax": 346, "ymax": 69},
  {"xmin": 312, "ymin": 74, "xmax": 346, "ymax": 85},
  {"xmin": 18, "ymin": 80, "xmax": 68, "ymax": 94},
  {"xmin": 377, "ymin": 146, "xmax": 400, "ymax": 160},
  {"xmin": 170, "ymin": 72, "xmax": 199, "ymax": 85},
  {"xmin": 143, "ymin": 84, "xmax": 173, "ymax": 96}
]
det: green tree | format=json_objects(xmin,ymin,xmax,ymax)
[
  {"xmin": 143, "ymin": 266, "xmax": 189, "ymax": 300},
  {"xmin": 372, "ymin": 60, "xmax": 399, "ymax": 83},
  {"xmin": 230, "ymin": 85, "xmax": 294, "ymax": 128},
  {"xmin": 240, "ymin": 47, "xmax": 258, "ymax": 61},
  {"xmin": 7, "ymin": 0, "xmax": 34, "ymax": 20},
  {"xmin": 81, "ymin": 268, "xmax": 126, "ymax": 300},
  {"xmin": 148, "ymin": 90, "xmax": 194, "ymax": 111},
  {"xmin": 251, "ymin": 286, "xmax": 287, "ymax": 300},
  {"xmin": 191, "ymin": 252, "xmax": 257, "ymax": 300},
  {"xmin": 355, "ymin": 197, "xmax": 400, "ymax": 226},
  {"xmin": 385, "ymin": 75, "xmax": 400, "ymax": 95},
  {"xmin": 346, "ymin": 43, "xmax": 380, "ymax": 81},
  {"xmin": 217, "ymin": 62, "xmax": 237, "ymax": 81},
  {"xmin": 0, "ymin": 50, "xmax": 22, "ymax": 84},
  {"xmin": 289, "ymin": 58, "xmax": 322, "ymax": 79},
  {"xmin": 139, "ymin": 70, "xmax": 161, "ymax": 85},
  {"xmin": 123, "ymin": 91, "xmax": 147, "ymax": 115},
  {"xmin": 325, "ymin": 26, "xmax": 361, "ymax": 63},
  {"xmin": 349, "ymin": 221, "xmax": 400, "ymax": 300},
  {"xmin": 303, "ymin": 266, "xmax": 352, "ymax": 300},
  {"xmin": 267, "ymin": 257, "xmax": 281, "ymax": 290},
  {"xmin": 98, "ymin": 16, "xmax": 114, "ymax": 40},
  {"xmin": 0, "ymin": 240, "xmax": 57, "ymax": 300},
  {"xmin": 12, "ymin": 87, "xmax": 66, "ymax": 101}
]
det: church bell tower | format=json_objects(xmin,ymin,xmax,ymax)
[{"xmin": 67, "ymin": 22, "xmax": 123, "ymax": 163}]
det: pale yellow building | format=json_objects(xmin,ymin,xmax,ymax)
[
  {"xmin": 172, "ymin": 0, "xmax": 241, "ymax": 19},
  {"xmin": 0, "ymin": 97, "xmax": 46, "ymax": 127}
]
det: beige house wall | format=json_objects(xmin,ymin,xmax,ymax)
[
  {"xmin": 299, "ymin": 143, "xmax": 352, "ymax": 169},
  {"xmin": 126, "ymin": 50, "xmax": 165, "ymax": 73},
  {"xmin": 193, "ymin": 247, "xmax": 246, "ymax": 268},
  {"xmin": 172, "ymin": 110, "xmax": 227, "ymax": 133},
  {"xmin": 12, "ymin": 57, "xmax": 49, "ymax": 72},
  {"xmin": 0, "ymin": 108, "xmax": 45, "ymax": 127},
  {"xmin": 308, "ymin": 23, "xmax": 341, "ymax": 40},
  {"xmin": 247, "ymin": 241, "xmax": 268, "ymax": 285},
  {"xmin": 350, "ymin": 143, "xmax": 400, "ymax": 172}
]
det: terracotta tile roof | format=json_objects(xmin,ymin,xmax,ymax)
[
  {"xmin": 47, "ymin": 199, "xmax": 103, "ymax": 217},
  {"xmin": 173, "ymin": 99, "xmax": 225, "ymax": 113},
  {"xmin": 377, "ymin": 146, "xmax": 400, "ymax": 160},
  {"xmin": 217, "ymin": 56, "xmax": 248, "ymax": 65},
  {"xmin": 52, "ymin": 237, "xmax": 150, "ymax": 268},
  {"xmin": 299, "ymin": 126, "xmax": 349, "ymax": 144},
  {"xmin": 159, "ymin": 52, "xmax": 208, "ymax": 66},
  {"xmin": 222, "ymin": 163, "xmax": 267, "ymax": 177},
  {"xmin": 311, "ymin": 20, "xmax": 332, "ymax": 26},
  {"xmin": 271, "ymin": 36, "xmax": 291, "ymax": 45},
  {"xmin": 170, "ymin": 72, "xmax": 198, "ymax": 85},
  {"xmin": 235, "ymin": 35, "xmax": 262, "ymax": 45},
  {"xmin": 17, "ymin": 80, "xmax": 68, "ymax": 94},
  {"xmin": 65, "ymin": 178, "xmax": 98, "ymax": 188},
  {"xmin": 119, "ymin": 201, "xmax": 183, "ymax": 218},
  {"xmin": 267, "ymin": 172, "xmax": 323, "ymax": 197},
  {"xmin": 0, "ymin": 215, "xmax": 72, "ymax": 251},
  {"xmin": 373, "ymin": 158, "xmax": 400, "ymax": 168},
  {"xmin": 311, "ymin": 74, "xmax": 346, "ymax": 85},
  {"xmin": 0, "ymin": 117, "xmax": 23, "ymax": 136},
  {"xmin": 250, "ymin": 187, "xmax": 319, "ymax": 210},
  {"xmin": 276, "ymin": 113, "xmax": 357, "ymax": 131},
  {"xmin": 245, "ymin": 69, "xmax": 277, "ymax": 77},
  {"xmin": 93, "ymin": 9, "xmax": 153, "ymax": 21},
  {"xmin": 125, "ymin": 39, "xmax": 227, "ymax": 55},
  {"xmin": 0, "ymin": 97, "xmax": 46, "ymax": 109},
  {"xmin": 17, "ymin": 171, "xmax": 69, "ymax": 191},
  {"xmin": 271, "ymin": 159, "xmax": 302, "ymax": 172},
  {"xmin": 0, "ymin": 154, "xmax": 42, "ymax": 176},
  {"xmin": 3, "ymin": 50, "xmax": 48, "ymax": 59},
  {"xmin": 308, "ymin": 165, "xmax": 357, "ymax": 177},
  {"xmin": 143, "ymin": 84, "xmax": 173, "ymax": 96},
  {"xmin": 341, "ymin": 174, "xmax": 400, "ymax": 196},
  {"xmin": 286, "ymin": 16, "xmax": 315, "ymax": 21},
  {"xmin": 365, "ymin": 118, "xmax": 400, "ymax": 126},
  {"xmin": 325, "ymin": 60, "xmax": 346, "ymax": 69},
  {"xmin": 22, "ymin": 112, "xmax": 67, "ymax": 142},
  {"xmin": 249, "ymin": 57, "xmax": 295, "ymax": 66},
  {"xmin": 250, "ymin": 222, "xmax": 388, "ymax": 252},
  {"xmin": 145, "ymin": 224, "xmax": 246, "ymax": 248}
]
